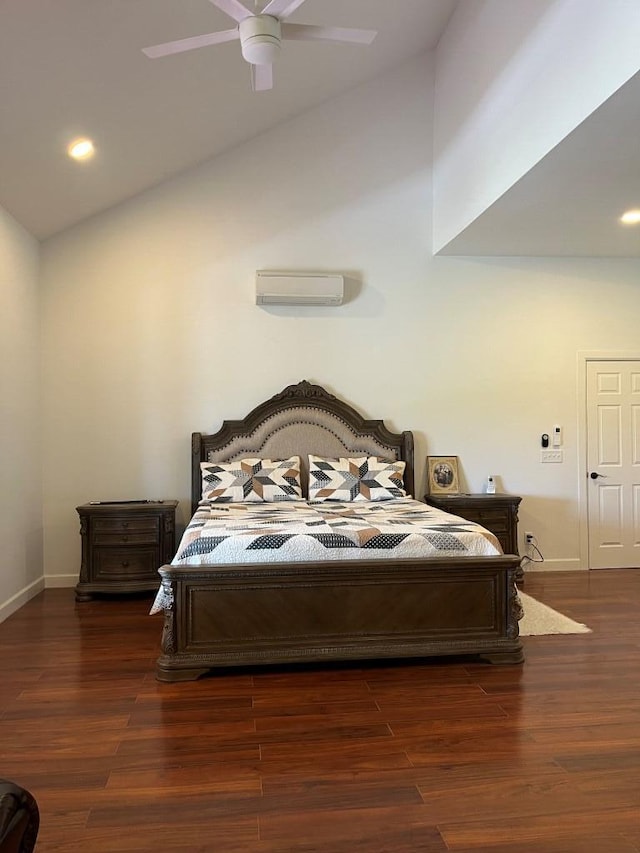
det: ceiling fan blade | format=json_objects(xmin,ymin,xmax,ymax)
[
  {"xmin": 142, "ymin": 28, "xmax": 239, "ymax": 58},
  {"xmin": 209, "ymin": 0, "xmax": 253, "ymax": 23},
  {"xmin": 261, "ymin": 0, "xmax": 307, "ymax": 20},
  {"xmin": 251, "ymin": 63, "xmax": 273, "ymax": 92},
  {"xmin": 281, "ymin": 23, "xmax": 377, "ymax": 45}
]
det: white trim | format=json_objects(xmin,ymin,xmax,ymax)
[
  {"xmin": 523, "ymin": 558, "xmax": 586, "ymax": 574},
  {"xmin": 0, "ymin": 576, "xmax": 45, "ymax": 624},
  {"xmin": 45, "ymin": 574, "xmax": 78, "ymax": 589},
  {"xmin": 577, "ymin": 350, "xmax": 640, "ymax": 570}
]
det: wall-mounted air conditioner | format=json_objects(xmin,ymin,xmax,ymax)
[{"xmin": 255, "ymin": 271, "xmax": 344, "ymax": 306}]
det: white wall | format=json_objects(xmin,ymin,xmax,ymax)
[
  {"xmin": 0, "ymin": 205, "xmax": 42, "ymax": 620},
  {"xmin": 40, "ymin": 53, "xmax": 640, "ymax": 584},
  {"xmin": 433, "ymin": 0, "xmax": 640, "ymax": 252}
]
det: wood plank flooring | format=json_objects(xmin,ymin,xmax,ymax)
[{"xmin": 1, "ymin": 570, "xmax": 639, "ymax": 852}]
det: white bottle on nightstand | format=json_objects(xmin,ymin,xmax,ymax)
[{"xmin": 486, "ymin": 475, "xmax": 496, "ymax": 495}]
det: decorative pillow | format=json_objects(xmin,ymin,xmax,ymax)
[
  {"xmin": 308, "ymin": 455, "xmax": 406, "ymax": 502},
  {"xmin": 201, "ymin": 457, "xmax": 302, "ymax": 502}
]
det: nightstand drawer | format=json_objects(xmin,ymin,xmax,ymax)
[
  {"xmin": 452, "ymin": 508, "xmax": 507, "ymax": 527},
  {"xmin": 93, "ymin": 548, "xmax": 159, "ymax": 581},
  {"xmin": 93, "ymin": 517, "xmax": 159, "ymax": 534},
  {"xmin": 93, "ymin": 531, "xmax": 158, "ymax": 546},
  {"xmin": 478, "ymin": 513, "xmax": 509, "ymax": 532},
  {"xmin": 479, "ymin": 508, "xmax": 508, "ymax": 520}
]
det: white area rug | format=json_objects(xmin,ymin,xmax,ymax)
[{"xmin": 519, "ymin": 592, "xmax": 592, "ymax": 636}]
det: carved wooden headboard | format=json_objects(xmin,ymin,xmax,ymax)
[{"xmin": 191, "ymin": 380, "xmax": 415, "ymax": 513}]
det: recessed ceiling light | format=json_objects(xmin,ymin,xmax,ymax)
[
  {"xmin": 619, "ymin": 209, "xmax": 640, "ymax": 225},
  {"xmin": 67, "ymin": 138, "xmax": 95, "ymax": 161}
]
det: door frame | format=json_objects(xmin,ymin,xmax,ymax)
[{"xmin": 577, "ymin": 350, "xmax": 640, "ymax": 569}]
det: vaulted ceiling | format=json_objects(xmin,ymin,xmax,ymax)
[
  {"xmin": 441, "ymin": 66, "xmax": 640, "ymax": 258},
  {"xmin": 0, "ymin": 0, "xmax": 457, "ymax": 239},
  {"xmin": 1, "ymin": 1, "xmax": 638, "ymax": 257}
]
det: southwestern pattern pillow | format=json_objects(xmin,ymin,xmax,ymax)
[
  {"xmin": 308, "ymin": 455, "xmax": 406, "ymax": 502},
  {"xmin": 201, "ymin": 457, "xmax": 302, "ymax": 502}
]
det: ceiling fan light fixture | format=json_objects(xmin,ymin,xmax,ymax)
[
  {"xmin": 142, "ymin": 1, "xmax": 378, "ymax": 91},
  {"xmin": 239, "ymin": 14, "xmax": 281, "ymax": 64}
]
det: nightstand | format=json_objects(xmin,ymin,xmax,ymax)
[
  {"xmin": 424, "ymin": 493, "xmax": 523, "ymax": 583},
  {"xmin": 75, "ymin": 500, "xmax": 178, "ymax": 601}
]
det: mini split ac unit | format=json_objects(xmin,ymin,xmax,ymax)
[{"xmin": 255, "ymin": 271, "xmax": 344, "ymax": 306}]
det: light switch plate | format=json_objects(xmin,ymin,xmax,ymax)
[{"xmin": 541, "ymin": 450, "xmax": 563, "ymax": 463}]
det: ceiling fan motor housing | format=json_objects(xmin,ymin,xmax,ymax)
[{"xmin": 239, "ymin": 15, "xmax": 282, "ymax": 65}]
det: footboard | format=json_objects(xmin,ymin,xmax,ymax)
[{"xmin": 155, "ymin": 555, "xmax": 523, "ymax": 681}]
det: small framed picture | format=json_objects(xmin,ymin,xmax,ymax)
[{"xmin": 427, "ymin": 456, "xmax": 460, "ymax": 495}]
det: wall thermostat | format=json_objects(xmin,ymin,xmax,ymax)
[{"xmin": 541, "ymin": 433, "xmax": 549, "ymax": 448}]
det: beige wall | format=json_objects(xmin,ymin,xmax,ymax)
[
  {"xmin": 39, "ymin": 54, "xmax": 640, "ymax": 585},
  {"xmin": 0, "ymin": 204, "xmax": 42, "ymax": 619}
]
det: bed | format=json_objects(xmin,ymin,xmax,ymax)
[{"xmin": 154, "ymin": 380, "xmax": 523, "ymax": 681}]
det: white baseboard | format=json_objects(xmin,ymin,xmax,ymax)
[
  {"xmin": 0, "ymin": 576, "xmax": 45, "ymax": 624},
  {"xmin": 523, "ymin": 557, "xmax": 587, "ymax": 573},
  {"xmin": 45, "ymin": 574, "xmax": 78, "ymax": 588}
]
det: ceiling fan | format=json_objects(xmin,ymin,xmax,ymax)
[{"xmin": 142, "ymin": 0, "xmax": 377, "ymax": 92}]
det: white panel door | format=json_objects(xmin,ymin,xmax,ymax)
[{"xmin": 586, "ymin": 360, "xmax": 640, "ymax": 569}]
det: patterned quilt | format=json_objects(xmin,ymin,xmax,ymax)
[
  {"xmin": 171, "ymin": 497, "xmax": 501, "ymax": 566},
  {"xmin": 149, "ymin": 498, "xmax": 504, "ymax": 613}
]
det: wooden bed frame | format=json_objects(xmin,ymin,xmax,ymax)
[{"xmin": 155, "ymin": 381, "xmax": 523, "ymax": 681}]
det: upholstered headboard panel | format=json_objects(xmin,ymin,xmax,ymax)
[{"xmin": 191, "ymin": 381, "xmax": 414, "ymax": 512}]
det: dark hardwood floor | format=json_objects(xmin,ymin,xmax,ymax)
[{"xmin": 1, "ymin": 570, "xmax": 639, "ymax": 852}]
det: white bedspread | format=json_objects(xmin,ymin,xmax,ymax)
[
  {"xmin": 177, "ymin": 497, "xmax": 501, "ymax": 563},
  {"xmin": 150, "ymin": 498, "xmax": 502, "ymax": 613}
]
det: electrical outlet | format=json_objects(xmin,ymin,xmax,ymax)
[
  {"xmin": 541, "ymin": 449, "xmax": 563, "ymax": 463},
  {"xmin": 525, "ymin": 532, "xmax": 534, "ymax": 544}
]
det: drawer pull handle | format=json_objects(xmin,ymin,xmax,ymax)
[
  {"xmin": 122, "ymin": 522, "xmax": 129, "ymax": 529},
  {"xmin": 121, "ymin": 536, "xmax": 129, "ymax": 542},
  {"xmin": 121, "ymin": 560, "xmax": 129, "ymax": 568}
]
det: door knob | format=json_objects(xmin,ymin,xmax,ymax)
[{"xmin": 590, "ymin": 472, "xmax": 608, "ymax": 479}]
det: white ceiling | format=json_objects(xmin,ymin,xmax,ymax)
[
  {"xmin": 439, "ymin": 67, "xmax": 640, "ymax": 258},
  {"xmin": 2, "ymin": 1, "xmax": 638, "ymax": 255},
  {"xmin": 0, "ymin": 0, "xmax": 457, "ymax": 239}
]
